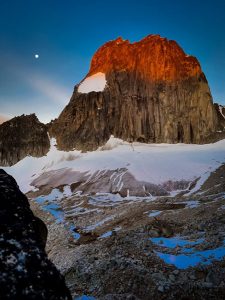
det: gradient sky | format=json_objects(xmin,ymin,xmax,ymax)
[{"xmin": 1, "ymin": 0, "xmax": 225, "ymax": 123}]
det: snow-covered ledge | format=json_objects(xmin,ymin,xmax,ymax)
[{"xmin": 78, "ymin": 72, "xmax": 107, "ymax": 93}]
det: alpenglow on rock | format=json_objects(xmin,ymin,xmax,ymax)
[{"xmin": 51, "ymin": 34, "xmax": 218, "ymax": 151}]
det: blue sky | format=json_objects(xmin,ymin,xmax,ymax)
[{"xmin": 0, "ymin": 0, "xmax": 225, "ymax": 123}]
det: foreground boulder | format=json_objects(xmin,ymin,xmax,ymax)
[
  {"xmin": 0, "ymin": 169, "xmax": 72, "ymax": 300},
  {"xmin": 0, "ymin": 114, "xmax": 50, "ymax": 166},
  {"xmin": 51, "ymin": 34, "xmax": 217, "ymax": 151}
]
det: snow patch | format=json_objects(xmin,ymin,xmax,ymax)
[
  {"xmin": 148, "ymin": 210, "xmax": 161, "ymax": 217},
  {"xmin": 155, "ymin": 243, "xmax": 225, "ymax": 269},
  {"xmin": 219, "ymin": 105, "xmax": 225, "ymax": 119},
  {"xmin": 74, "ymin": 296, "xmax": 95, "ymax": 300},
  {"xmin": 84, "ymin": 215, "xmax": 116, "ymax": 231},
  {"xmin": 2, "ymin": 137, "xmax": 225, "ymax": 195},
  {"xmin": 98, "ymin": 226, "xmax": 121, "ymax": 239},
  {"xmin": 78, "ymin": 72, "xmax": 107, "ymax": 93},
  {"xmin": 150, "ymin": 237, "xmax": 204, "ymax": 249},
  {"xmin": 151, "ymin": 236, "xmax": 225, "ymax": 269}
]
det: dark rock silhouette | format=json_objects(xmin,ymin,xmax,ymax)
[
  {"xmin": 0, "ymin": 169, "xmax": 72, "ymax": 300},
  {"xmin": 50, "ymin": 34, "xmax": 217, "ymax": 151},
  {"xmin": 0, "ymin": 114, "xmax": 50, "ymax": 166}
]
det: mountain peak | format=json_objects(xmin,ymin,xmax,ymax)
[
  {"xmin": 88, "ymin": 34, "xmax": 201, "ymax": 82},
  {"xmin": 50, "ymin": 34, "xmax": 217, "ymax": 151},
  {"xmin": 0, "ymin": 114, "xmax": 50, "ymax": 166}
]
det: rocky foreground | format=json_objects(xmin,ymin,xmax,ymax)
[
  {"xmin": 0, "ymin": 169, "xmax": 71, "ymax": 300},
  {"xmin": 28, "ymin": 164, "xmax": 225, "ymax": 299}
]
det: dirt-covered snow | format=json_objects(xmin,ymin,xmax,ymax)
[{"xmin": 2, "ymin": 136, "xmax": 225, "ymax": 195}]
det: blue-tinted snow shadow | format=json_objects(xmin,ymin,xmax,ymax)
[
  {"xmin": 34, "ymin": 190, "xmax": 81, "ymax": 240},
  {"xmin": 42, "ymin": 203, "xmax": 64, "ymax": 223},
  {"xmin": 150, "ymin": 237, "xmax": 204, "ymax": 248},
  {"xmin": 74, "ymin": 295, "xmax": 95, "ymax": 300},
  {"xmin": 69, "ymin": 224, "xmax": 81, "ymax": 240},
  {"xmin": 150, "ymin": 236, "xmax": 225, "ymax": 269}
]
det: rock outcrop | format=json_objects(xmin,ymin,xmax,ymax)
[
  {"xmin": 31, "ymin": 168, "xmax": 191, "ymax": 198},
  {"xmin": 214, "ymin": 103, "xmax": 225, "ymax": 131},
  {"xmin": 0, "ymin": 169, "xmax": 72, "ymax": 299},
  {"xmin": 0, "ymin": 114, "xmax": 50, "ymax": 166},
  {"xmin": 51, "ymin": 34, "xmax": 217, "ymax": 151}
]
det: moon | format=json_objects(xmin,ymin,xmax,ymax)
[{"xmin": 35, "ymin": 54, "xmax": 39, "ymax": 59}]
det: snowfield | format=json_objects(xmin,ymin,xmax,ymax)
[
  {"xmin": 219, "ymin": 105, "xmax": 225, "ymax": 119},
  {"xmin": 2, "ymin": 136, "xmax": 225, "ymax": 194},
  {"xmin": 78, "ymin": 72, "xmax": 107, "ymax": 93}
]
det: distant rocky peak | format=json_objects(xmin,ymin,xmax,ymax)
[
  {"xmin": 50, "ymin": 34, "xmax": 217, "ymax": 151},
  {"xmin": 0, "ymin": 114, "xmax": 50, "ymax": 166}
]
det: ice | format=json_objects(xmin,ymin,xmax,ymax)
[
  {"xmin": 85, "ymin": 215, "xmax": 115, "ymax": 231},
  {"xmin": 65, "ymin": 207, "xmax": 101, "ymax": 217},
  {"xmin": 151, "ymin": 236, "xmax": 225, "ymax": 269},
  {"xmin": 2, "ymin": 136, "xmax": 225, "ymax": 195},
  {"xmin": 88, "ymin": 193, "xmax": 125, "ymax": 206},
  {"xmin": 98, "ymin": 226, "xmax": 121, "ymax": 239},
  {"xmin": 69, "ymin": 225, "xmax": 81, "ymax": 240},
  {"xmin": 34, "ymin": 188, "xmax": 68, "ymax": 224},
  {"xmin": 43, "ymin": 203, "xmax": 63, "ymax": 223},
  {"xmin": 180, "ymin": 200, "xmax": 200, "ymax": 208},
  {"xmin": 148, "ymin": 210, "xmax": 161, "ymax": 217},
  {"xmin": 78, "ymin": 72, "xmax": 106, "ymax": 93},
  {"xmin": 74, "ymin": 296, "xmax": 95, "ymax": 300},
  {"xmin": 99, "ymin": 231, "xmax": 112, "ymax": 238},
  {"xmin": 150, "ymin": 237, "xmax": 204, "ymax": 248},
  {"xmin": 155, "ymin": 244, "xmax": 225, "ymax": 269},
  {"xmin": 35, "ymin": 188, "xmax": 65, "ymax": 204},
  {"xmin": 219, "ymin": 105, "xmax": 225, "ymax": 119}
]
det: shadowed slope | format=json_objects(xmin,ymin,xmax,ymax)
[{"xmin": 0, "ymin": 169, "xmax": 72, "ymax": 300}]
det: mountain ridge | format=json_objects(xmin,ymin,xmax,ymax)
[
  {"xmin": 0, "ymin": 114, "xmax": 50, "ymax": 166},
  {"xmin": 50, "ymin": 34, "xmax": 218, "ymax": 151}
]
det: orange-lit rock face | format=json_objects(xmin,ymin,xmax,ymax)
[
  {"xmin": 51, "ymin": 34, "xmax": 218, "ymax": 151},
  {"xmin": 89, "ymin": 35, "xmax": 202, "ymax": 82}
]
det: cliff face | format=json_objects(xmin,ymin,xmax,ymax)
[
  {"xmin": 0, "ymin": 114, "xmax": 50, "ymax": 166},
  {"xmin": 51, "ymin": 35, "xmax": 217, "ymax": 151},
  {"xmin": 214, "ymin": 103, "xmax": 225, "ymax": 131},
  {"xmin": 0, "ymin": 169, "xmax": 71, "ymax": 299}
]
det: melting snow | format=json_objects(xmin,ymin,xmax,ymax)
[
  {"xmin": 155, "ymin": 245, "xmax": 225, "ymax": 269},
  {"xmin": 150, "ymin": 236, "xmax": 225, "ymax": 269},
  {"xmin": 181, "ymin": 200, "xmax": 200, "ymax": 208},
  {"xmin": 150, "ymin": 237, "xmax": 204, "ymax": 248},
  {"xmin": 98, "ymin": 226, "xmax": 121, "ymax": 239},
  {"xmin": 69, "ymin": 225, "xmax": 81, "ymax": 240},
  {"xmin": 99, "ymin": 231, "xmax": 113, "ymax": 239},
  {"xmin": 84, "ymin": 215, "xmax": 115, "ymax": 231},
  {"xmin": 219, "ymin": 105, "xmax": 225, "ymax": 119},
  {"xmin": 74, "ymin": 296, "xmax": 95, "ymax": 300},
  {"xmin": 35, "ymin": 188, "xmax": 70, "ymax": 204},
  {"xmin": 43, "ymin": 203, "xmax": 63, "ymax": 223},
  {"xmin": 148, "ymin": 210, "xmax": 161, "ymax": 217},
  {"xmin": 78, "ymin": 72, "xmax": 107, "ymax": 93},
  {"xmin": 2, "ymin": 136, "xmax": 225, "ymax": 195}
]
